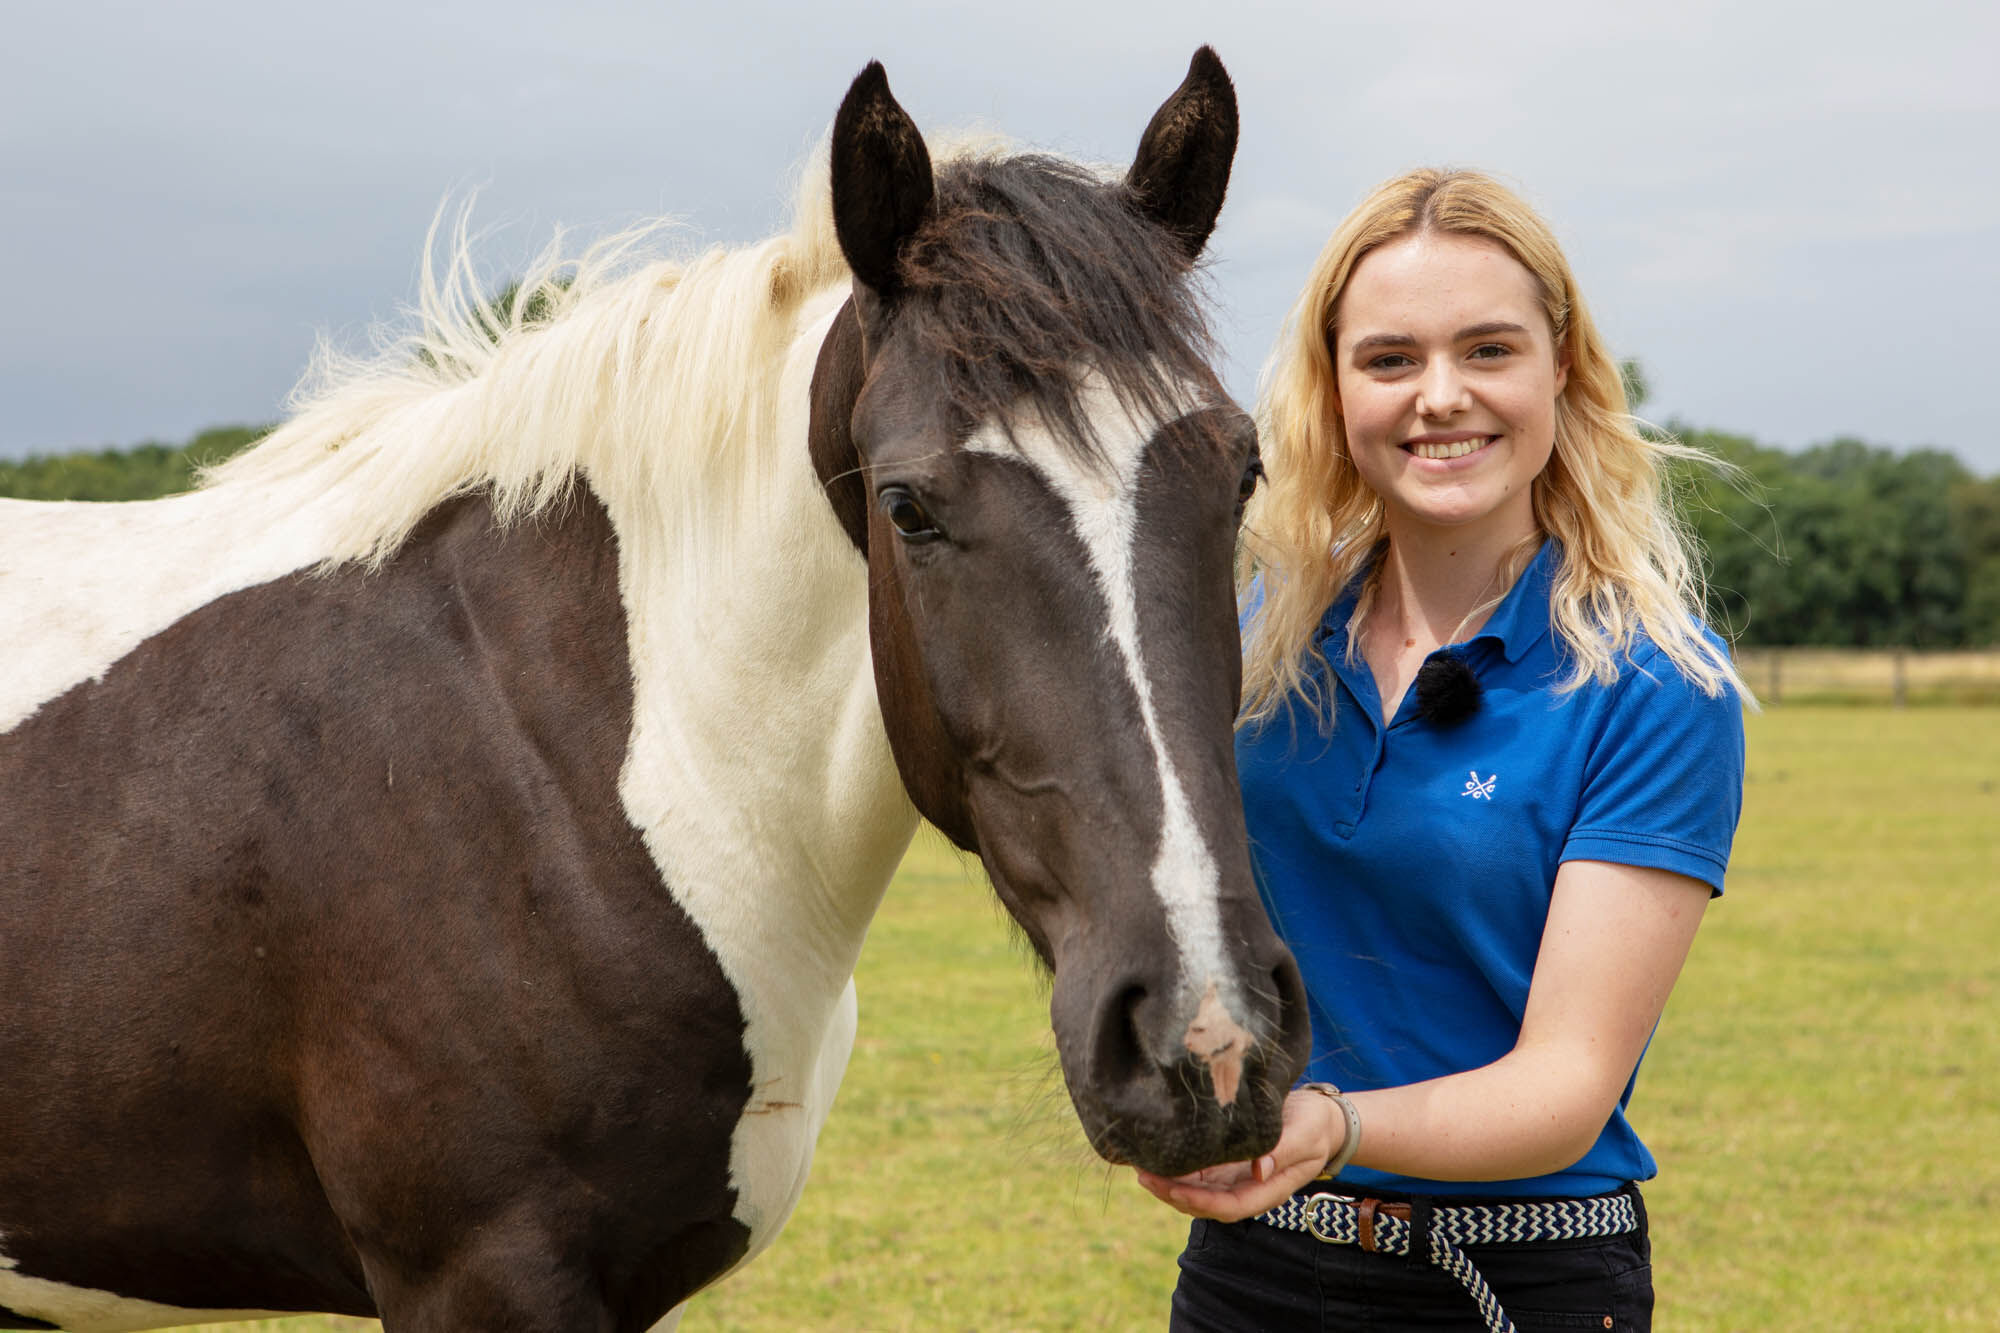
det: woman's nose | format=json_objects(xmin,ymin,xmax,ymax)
[{"xmin": 1414, "ymin": 359, "xmax": 1470, "ymax": 418}]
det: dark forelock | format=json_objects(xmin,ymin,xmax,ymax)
[{"xmin": 894, "ymin": 155, "xmax": 1218, "ymax": 460}]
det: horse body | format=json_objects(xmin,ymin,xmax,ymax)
[
  {"xmin": 1, "ymin": 279, "xmax": 901, "ymax": 1333},
  {"xmin": 0, "ymin": 52, "xmax": 1309, "ymax": 1331}
]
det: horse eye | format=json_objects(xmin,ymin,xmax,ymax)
[
  {"xmin": 880, "ymin": 487, "xmax": 942, "ymax": 543},
  {"xmin": 1237, "ymin": 448, "xmax": 1265, "ymax": 506}
]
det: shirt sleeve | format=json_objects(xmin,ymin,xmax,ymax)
[{"xmin": 1560, "ymin": 640, "xmax": 1747, "ymax": 895}]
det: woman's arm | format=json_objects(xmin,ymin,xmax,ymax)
[{"xmin": 1137, "ymin": 859, "xmax": 1711, "ymax": 1221}]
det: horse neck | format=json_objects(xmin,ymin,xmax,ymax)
[{"xmin": 597, "ymin": 285, "xmax": 918, "ymax": 1038}]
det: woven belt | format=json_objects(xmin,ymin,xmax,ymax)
[{"xmin": 1258, "ymin": 1189, "xmax": 1639, "ymax": 1333}]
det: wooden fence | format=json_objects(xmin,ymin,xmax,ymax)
[{"xmin": 1730, "ymin": 647, "xmax": 2000, "ymax": 706}]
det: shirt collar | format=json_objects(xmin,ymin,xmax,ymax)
[{"xmin": 1465, "ymin": 538, "xmax": 1558, "ymax": 664}]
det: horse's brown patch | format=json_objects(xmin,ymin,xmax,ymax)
[{"xmin": 0, "ymin": 489, "xmax": 752, "ymax": 1327}]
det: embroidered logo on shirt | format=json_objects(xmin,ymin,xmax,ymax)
[{"xmin": 1461, "ymin": 771, "xmax": 1497, "ymax": 800}]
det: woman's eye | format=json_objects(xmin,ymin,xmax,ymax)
[
  {"xmin": 1367, "ymin": 353, "xmax": 1414, "ymax": 371},
  {"xmin": 880, "ymin": 487, "xmax": 942, "ymax": 543},
  {"xmin": 1470, "ymin": 343, "xmax": 1512, "ymax": 360}
]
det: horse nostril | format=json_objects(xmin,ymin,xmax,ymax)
[{"xmin": 1091, "ymin": 981, "xmax": 1151, "ymax": 1087}]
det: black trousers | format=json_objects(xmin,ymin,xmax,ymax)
[{"xmin": 1170, "ymin": 1184, "xmax": 1652, "ymax": 1332}]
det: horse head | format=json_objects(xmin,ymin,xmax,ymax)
[{"xmin": 809, "ymin": 50, "xmax": 1311, "ymax": 1179}]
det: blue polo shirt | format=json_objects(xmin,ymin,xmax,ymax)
[{"xmin": 1238, "ymin": 540, "xmax": 1744, "ymax": 1198}]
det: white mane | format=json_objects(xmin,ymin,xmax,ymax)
[{"xmin": 201, "ymin": 143, "xmax": 860, "ymax": 569}]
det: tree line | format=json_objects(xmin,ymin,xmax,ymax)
[
  {"xmin": 1674, "ymin": 427, "xmax": 1999, "ymax": 647},
  {"xmin": 4, "ymin": 414, "xmax": 1996, "ymax": 648},
  {"xmin": 0, "ymin": 425, "xmax": 266, "ymax": 502}
]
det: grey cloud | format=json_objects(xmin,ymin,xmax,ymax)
[{"xmin": 4, "ymin": 1, "xmax": 1995, "ymax": 471}]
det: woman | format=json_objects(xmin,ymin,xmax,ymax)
[{"xmin": 1137, "ymin": 169, "xmax": 1748, "ymax": 1332}]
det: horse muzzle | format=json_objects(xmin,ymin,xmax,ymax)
[{"xmin": 1048, "ymin": 934, "xmax": 1311, "ymax": 1179}]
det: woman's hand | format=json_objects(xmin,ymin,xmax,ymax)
[{"xmin": 1134, "ymin": 1086, "xmax": 1345, "ymax": 1222}]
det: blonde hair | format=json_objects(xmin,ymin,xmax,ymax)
[{"xmin": 1239, "ymin": 168, "xmax": 1749, "ymax": 724}]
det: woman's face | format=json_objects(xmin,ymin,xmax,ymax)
[{"xmin": 1331, "ymin": 231, "xmax": 1568, "ymax": 546}]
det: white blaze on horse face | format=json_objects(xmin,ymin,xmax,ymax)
[{"xmin": 963, "ymin": 373, "xmax": 1251, "ymax": 1094}]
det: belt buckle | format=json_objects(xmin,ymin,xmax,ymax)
[{"xmin": 1303, "ymin": 1191, "xmax": 1350, "ymax": 1244}]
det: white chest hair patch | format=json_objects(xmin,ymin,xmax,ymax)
[
  {"xmin": 963, "ymin": 374, "xmax": 1234, "ymax": 1012},
  {"xmin": 610, "ymin": 293, "xmax": 915, "ymax": 1266}
]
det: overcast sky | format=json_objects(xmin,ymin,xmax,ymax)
[{"xmin": 6, "ymin": 1, "xmax": 1996, "ymax": 473}]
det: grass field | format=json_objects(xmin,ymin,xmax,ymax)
[{"xmin": 168, "ymin": 707, "xmax": 2000, "ymax": 1331}]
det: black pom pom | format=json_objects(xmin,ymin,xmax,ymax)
[{"xmin": 1414, "ymin": 654, "xmax": 1482, "ymax": 727}]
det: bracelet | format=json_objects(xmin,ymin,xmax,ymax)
[{"xmin": 1300, "ymin": 1082, "xmax": 1363, "ymax": 1180}]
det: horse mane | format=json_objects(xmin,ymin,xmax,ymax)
[{"xmin": 202, "ymin": 132, "xmax": 1215, "ymax": 569}]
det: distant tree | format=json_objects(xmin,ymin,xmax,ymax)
[
  {"xmin": 1796, "ymin": 441, "xmax": 1968, "ymax": 647},
  {"xmin": 1952, "ymin": 474, "xmax": 2000, "ymax": 645},
  {"xmin": 1674, "ymin": 427, "xmax": 1977, "ymax": 647},
  {"xmin": 1672, "ymin": 425, "xmax": 1795, "ymax": 642},
  {"xmin": 0, "ymin": 425, "xmax": 267, "ymax": 502}
]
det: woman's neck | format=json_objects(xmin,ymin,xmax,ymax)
[{"xmin": 1370, "ymin": 520, "xmax": 1534, "ymax": 649}]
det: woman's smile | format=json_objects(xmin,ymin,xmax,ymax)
[{"xmin": 1404, "ymin": 431, "xmax": 1499, "ymax": 462}]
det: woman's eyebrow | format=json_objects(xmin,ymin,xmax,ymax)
[
  {"xmin": 1348, "ymin": 331, "xmax": 1416, "ymax": 354},
  {"xmin": 1457, "ymin": 320, "xmax": 1530, "ymax": 340},
  {"xmin": 1346, "ymin": 321, "xmax": 1531, "ymax": 357}
]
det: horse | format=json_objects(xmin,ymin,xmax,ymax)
[{"xmin": 0, "ymin": 49, "xmax": 1309, "ymax": 1332}]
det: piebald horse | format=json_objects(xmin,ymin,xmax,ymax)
[{"xmin": 0, "ymin": 50, "xmax": 1308, "ymax": 1332}]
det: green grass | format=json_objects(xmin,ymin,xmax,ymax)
[
  {"xmin": 165, "ymin": 708, "xmax": 1999, "ymax": 1331},
  {"xmin": 1641, "ymin": 707, "xmax": 2000, "ymax": 1329}
]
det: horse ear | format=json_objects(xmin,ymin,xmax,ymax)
[
  {"xmin": 1122, "ymin": 46, "xmax": 1239, "ymax": 262},
  {"xmin": 830, "ymin": 62, "xmax": 935, "ymax": 298}
]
